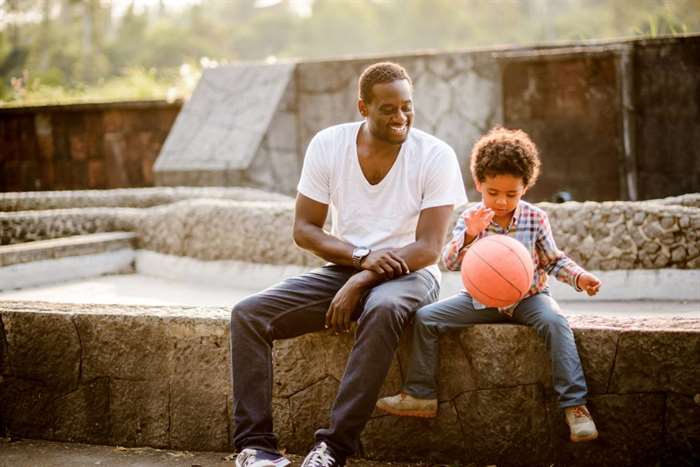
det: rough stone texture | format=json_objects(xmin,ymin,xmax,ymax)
[
  {"xmin": 154, "ymin": 63, "xmax": 295, "ymax": 188},
  {"xmin": 664, "ymin": 392, "xmax": 700, "ymax": 467},
  {"xmin": 609, "ymin": 329, "xmax": 700, "ymax": 396},
  {"xmin": 549, "ymin": 394, "xmax": 666, "ymax": 467},
  {"xmin": 0, "ymin": 186, "xmax": 291, "ymax": 212},
  {"xmin": 0, "ymin": 207, "xmax": 143, "ymax": 245},
  {"xmin": 136, "ymin": 199, "xmax": 321, "ymax": 266},
  {"xmin": 455, "ymin": 385, "xmax": 550, "ymax": 466},
  {"xmin": 0, "ymin": 101, "xmax": 179, "ymax": 192},
  {"xmin": 2, "ymin": 197, "xmax": 698, "ymax": 271},
  {"xmin": 1, "ymin": 310, "xmax": 80, "ymax": 392},
  {"xmin": 1, "ymin": 301, "xmax": 698, "ymax": 466},
  {"xmin": 635, "ymin": 36, "xmax": 700, "ymax": 201},
  {"xmin": 502, "ymin": 48, "xmax": 623, "ymax": 202}
]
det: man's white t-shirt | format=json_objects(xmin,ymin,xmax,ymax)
[{"xmin": 297, "ymin": 121, "xmax": 468, "ymax": 282}]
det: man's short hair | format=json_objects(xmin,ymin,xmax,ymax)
[
  {"xmin": 358, "ymin": 62, "xmax": 412, "ymax": 103},
  {"xmin": 470, "ymin": 127, "xmax": 541, "ymax": 188}
]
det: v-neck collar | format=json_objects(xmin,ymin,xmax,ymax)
[{"xmin": 353, "ymin": 121, "xmax": 405, "ymax": 190}]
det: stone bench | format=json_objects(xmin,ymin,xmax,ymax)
[{"xmin": 0, "ymin": 301, "xmax": 697, "ymax": 466}]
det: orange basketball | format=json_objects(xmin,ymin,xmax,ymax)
[{"xmin": 461, "ymin": 235, "xmax": 535, "ymax": 308}]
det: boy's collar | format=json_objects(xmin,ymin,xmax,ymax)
[{"xmin": 479, "ymin": 201, "xmax": 522, "ymax": 230}]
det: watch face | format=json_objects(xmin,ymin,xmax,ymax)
[{"xmin": 357, "ymin": 247, "xmax": 370, "ymax": 257}]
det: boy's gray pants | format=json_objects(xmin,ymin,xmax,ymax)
[
  {"xmin": 230, "ymin": 264, "xmax": 439, "ymax": 461},
  {"xmin": 403, "ymin": 290, "xmax": 588, "ymax": 408}
]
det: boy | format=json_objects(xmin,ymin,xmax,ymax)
[{"xmin": 376, "ymin": 127, "xmax": 601, "ymax": 443}]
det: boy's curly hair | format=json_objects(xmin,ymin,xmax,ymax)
[
  {"xmin": 358, "ymin": 62, "xmax": 412, "ymax": 104},
  {"xmin": 470, "ymin": 127, "xmax": 541, "ymax": 188}
]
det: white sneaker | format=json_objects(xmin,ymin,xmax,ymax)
[
  {"xmin": 564, "ymin": 405, "xmax": 599, "ymax": 442},
  {"xmin": 300, "ymin": 441, "xmax": 340, "ymax": 467},
  {"xmin": 235, "ymin": 448, "xmax": 291, "ymax": 467}
]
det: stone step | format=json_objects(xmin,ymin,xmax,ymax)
[{"xmin": 0, "ymin": 232, "xmax": 136, "ymax": 267}]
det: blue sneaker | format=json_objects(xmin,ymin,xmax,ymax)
[
  {"xmin": 300, "ymin": 442, "xmax": 341, "ymax": 467},
  {"xmin": 235, "ymin": 448, "xmax": 291, "ymax": 467}
]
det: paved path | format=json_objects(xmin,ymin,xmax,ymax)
[{"xmin": 0, "ymin": 438, "xmax": 451, "ymax": 467}]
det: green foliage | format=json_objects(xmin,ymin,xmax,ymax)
[{"xmin": 1, "ymin": 0, "xmax": 699, "ymax": 105}]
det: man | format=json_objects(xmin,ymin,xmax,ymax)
[{"xmin": 231, "ymin": 62, "xmax": 467, "ymax": 467}]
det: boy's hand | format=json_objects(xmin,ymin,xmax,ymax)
[
  {"xmin": 577, "ymin": 272, "xmax": 601, "ymax": 296},
  {"xmin": 465, "ymin": 207, "xmax": 494, "ymax": 238}
]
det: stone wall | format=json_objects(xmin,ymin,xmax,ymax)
[
  {"xmin": 0, "ymin": 301, "xmax": 698, "ymax": 466},
  {"xmin": 2, "ymin": 196, "xmax": 698, "ymax": 271},
  {"xmin": 634, "ymin": 36, "xmax": 700, "ymax": 200},
  {"xmin": 0, "ymin": 101, "xmax": 180, "ymax": 192},
  {"xmin": 0, "ymin": 186, "xmax": 291, "ymax": 212},
  {"xmin": 152, "ymin": 35, "xmax": 700, "ymax": 202}
]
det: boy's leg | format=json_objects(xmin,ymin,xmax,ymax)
[
  {"xmin": 403, "ymin": 292, "xmax": 508, "ymax": 399},
  {"xmin": 314, "ymin": 269, "xmax": 439, "ymax": 461},
  {"xmin": 230, "ymin": 265, "xmax": 354, "ymax": 454},
  {"xmin": 510, "ymin": 292, "xmax": 587, "ymax": 408}
]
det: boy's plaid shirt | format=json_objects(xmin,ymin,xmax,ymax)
[{"xmin": 442, "ymin": 200, "xmax": 585, "ymax": 315}]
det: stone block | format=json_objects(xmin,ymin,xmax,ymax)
[
  {"xmin": 168, "ymin": 317, "xmax": 231, "ymax": 451},
  {"xmin": 664, "ymin": 392, "xmax": 700, "ymax": 466},
  {"xmin": 459, "ymin": 324, "xmax": 550, "ymax": 391},
  {"xmin": 550, "ymin": 393, "xmax": 665, "ymax": 467},
  {"xmin": 362, "ymin": 401, "xmax": 464, "ymax": 462},
  {"xmin": 109, "ymin": 378, "xmax": 169, "ymax": 448},
  {"xmin": 74, "ymin": 314, "xmax": 175, "ymax": 381},
  {"xmin": 51, "ymin": 378, "xmax": 111, "ymax": 444},
  {"xmin": 1, "ymin": 311, "xmax": 80, "ymax": 392},
  {"xmin": 454, "ymin": 385, "xmax": 550, "ymax": 466},
  {"xmin": 609, "ymin": 329, "xmax": 700, "ymax": 395},
  {"xmin": 573, "ymin": 328, "xmax": 618, "ymax": 394},
  {"xmin": 0, "ymin": 377, "xmax": 54, "ymax": 438},
  {"xmin": 287, "ymin": 376, "xmax": 339, "ymax": 453}
]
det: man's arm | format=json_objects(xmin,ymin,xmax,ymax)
[
  {"xmin": 326, "ymin": 204, "xmax": 454, "ymax": 332},
  {"xmin": 293, "ymin": 193, "xmax": 410, "ymax": 275},
  {"xmin": 292, "ymin": 193, "xmax": 355, "ymax": 266}
]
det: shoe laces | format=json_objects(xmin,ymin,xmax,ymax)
[
  {"xmin": 238, "ymin": 448, "xmax": 258, "ymax": 466},
  {"xmin": 303, "ymin": 442, "xmax": 336, "ymax": 467},
  {"xmin": 570, "ymin": 406, "xmax": 590, "ymax": 419}
]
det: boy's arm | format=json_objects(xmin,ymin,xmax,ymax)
[
  {"xmin": 442, "ymin": 209, "xmax": 474, "ymax": 271},
  {"xmin": 535, "ymin": 211, "xmax": 585, "ymax": 291}
]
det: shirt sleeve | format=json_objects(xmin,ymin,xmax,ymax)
[
  {"xmin": 536, "ymin": 211, "xmax": 585, "ymax": 290},
  {"xmin": 296, "ymin": 133, "xmax": 331, "ymax": 204},
  {"xmin": 420, "ymin": 144, "xmax": 468, "ymax": 210},
  {"xmin": 441, "ymin": 206, "xmax": 478, "ymax": 271}
]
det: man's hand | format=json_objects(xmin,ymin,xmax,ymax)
[
  {"xmin": 577, "ymin": 272, "xmax": 601, "ymax": 296},
  {"xmin": 465, "ymin": 206, "xmax": 494, "ymax": 239},
  {"xmin": 360, "ymin": 248, "xmax": 410, "ymax": 278},
  {"xmin": 325, "ymin": 276, "xmax": 366, "ymax": 332}
]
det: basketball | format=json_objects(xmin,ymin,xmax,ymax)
[{"xmin": 461, "ymin": 235, "xmax": 535, "ymax": 308}]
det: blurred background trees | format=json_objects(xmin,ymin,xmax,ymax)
[{"xmin": 1, "ymin": 0, "xmax": 699, "ymax": 105}]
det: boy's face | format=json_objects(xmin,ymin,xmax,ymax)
[{"xmin": 475, "ymin": 174, "xmax": 527, "ymax": 219}]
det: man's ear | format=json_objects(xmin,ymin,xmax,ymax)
[{"xmin": 358, "ymin": 99, "xmax": 368, "ymax": 117}]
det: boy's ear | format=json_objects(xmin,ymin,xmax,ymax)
[{"xmin": 473, "ymin": 177, "xmax": 482, "ymax": 192}]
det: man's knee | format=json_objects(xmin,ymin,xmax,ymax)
[
  {"xmin": 358, "ymin": 295, "xmax": 408, "ymax": 328},
  {"xmin": 231, "ymin": 296, "xmax": 262, "ymax": 325}
]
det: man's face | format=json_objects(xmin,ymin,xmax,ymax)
[{"xmin": 360, "ymin": 79, "xmax": 414, "ymax": 144}]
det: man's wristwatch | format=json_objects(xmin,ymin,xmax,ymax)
[{"xmin": 352, "ymin": 246, "xmax": 371, "ymax": 269}]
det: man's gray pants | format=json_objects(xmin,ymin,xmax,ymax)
[{"xmin": 230, "ymin": 264, "xmax": 440, "ymax": 461}]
